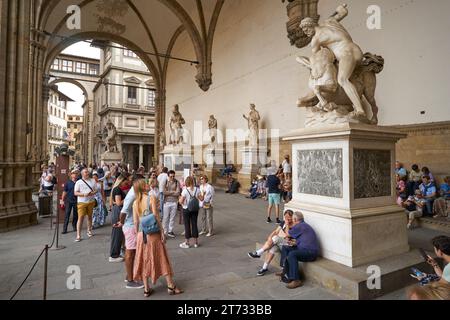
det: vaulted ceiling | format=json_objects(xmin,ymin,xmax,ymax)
[{"xmin": 35, "ymin": 0, "xmax": 225, "ymax": 92}]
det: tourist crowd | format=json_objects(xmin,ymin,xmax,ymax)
[
  {"xmin": 44, "ymin": 161, "xmax": 217, "ymax": 297},
  {"xmin": 395, "ymin": 161, "xmax": 449, "ymax": 229}
]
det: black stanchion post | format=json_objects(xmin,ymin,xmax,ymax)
[
  {"xmin": 43, "ymin": 245, "xmax": 48, "ymax": 300},
  {"xmin": 51, "ymin": 205, "xmax": 66, "ymax": 250}
]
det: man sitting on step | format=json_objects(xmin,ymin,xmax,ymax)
[{"xmin": 277, "ymin": 211, "xmax": 320, "ymax": 289}]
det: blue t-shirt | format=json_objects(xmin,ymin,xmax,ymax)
[
  {"xmin": 440, "ymin": 183, "xmax": 450, "ymax": 199},
  {"xmin": 395, "ymin": 167, "xmax": 407, "ymax": 177},
  {"xmin": 266, "ymin": 175, "xmax": 281, "ymax": 194},
  {"xmin": 64, "ymin": 180, "xmax": 77, "ymax": 204},
  {"xmin": 288, "ymin": 222, "xmax": 320, "ymax": 253},
  {"xmin": 443, "ymin": 263, "xmax": 450, "ymax": 283},
  {"xmin": 122, "ymin": 187, "xmax": 136, "ymax": 227},
  {"xmin": 420, "ymin": 183, "xmax": 437, "ymax": 197}
]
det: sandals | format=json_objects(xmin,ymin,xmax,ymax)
[
  {"xmin": 144, "ymin": 289, "xmax": 153, "ymax": 297},
  {"xmin": 87, "ymin": 231, "xmax": 93, "ymax": 238},
  {"xmin": 168, "ymin": 285, "xmax": 184, "ymax": 295}
]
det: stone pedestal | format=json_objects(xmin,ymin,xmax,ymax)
[
  {"xmin": 160, "ymin": 145, "xmax": 193, "ymax": 175},
  {"xmin": 100, "ymin": 152, "xmax": 122, "ymax": 165},
  {"xmin": 238, "ymin": 146, "xmax": 267, "ymax": 193},
  {"xmin": 204, "ymin": 147, "xmax": 225, "ymax": 184},
  {"xmin": 283, "ymin": 123, "xmax": 409, "ymax": 267}
]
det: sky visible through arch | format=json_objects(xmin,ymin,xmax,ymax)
[{"xmin": 57, "ymin": 42, "xmax": 101, "ymax": 116}]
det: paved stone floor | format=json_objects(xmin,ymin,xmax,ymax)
[{"xmin": 1, "ymin": 190, "xmax": 448, "ymax": 300}]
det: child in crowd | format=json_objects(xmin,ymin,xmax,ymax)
[{"xmin": 403, "ymin": 190, "xmax": 426, "ymax": 229}]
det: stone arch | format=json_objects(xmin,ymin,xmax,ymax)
[
  {"xmin": 48, "ymin": 78, "xmax": 90, "ymax": 102},
  {"xmin": 43, "ymin": 32, "xmax": 161, "ymax": 91},
  {"xmin": 39, "ymin": 0, "xmax": 214, "ymax": 91}
]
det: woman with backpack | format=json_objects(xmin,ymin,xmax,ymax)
[
  {"xmin": 133, "ymin": 178, "xmax": 183, "ymax": 297},
  {"xmin": 179, "ymin": 176, "xmax": 202, "ymax": 249}
]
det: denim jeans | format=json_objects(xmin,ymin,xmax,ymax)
[
  {"xmin": 159, "ymin": 192, "xmax": 165, "ymax": 218},
  {"xmin": 281, "ymin": 246, "xmax": 318, "ymax": 281},
  {"xmin": 424, "ymin": 199, "xmax": 435, "ymax": 216},
  {"xmin": 63, "ymin": 202, "xmax": 78, "ymax": 232}
]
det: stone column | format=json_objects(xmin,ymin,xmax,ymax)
[
  {"xmin": 139, "ymin": 143, "xmax": 144, "ymax": 166},
  {"xmin": 0, "ymin": 0, "xmax": 38, "ymax": 232}
]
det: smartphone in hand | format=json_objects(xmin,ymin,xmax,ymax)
[{"xmin": 419, "ymin": 248, "xmax": 429, "ymax": 261}]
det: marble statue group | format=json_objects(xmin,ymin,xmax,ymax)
[{"xmin": 296, "ymin": 4, "xmax": 384, "ymax": 127}]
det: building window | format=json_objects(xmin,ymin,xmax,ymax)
[
  {"xmin": 123, "ymin": 49, "xmax": 137, "ymax": 58},
  {"xmin": 127, "ymin": 86, "xmax": 137, "ymax": 104},
  {"xmin": 61, "ymin": 59, "xmax": 73, "ymax": 72},
  {"xmin": 51, "ymin": 59, "xmax": 59, "ymax": 70},
  {"xmin": 147, "ymin": 90, "xmax": 156, "ymax": 107},
  {"xmin": 75, "ymin": 62, "xmax": 87, "ymax": 74},
  {"xmin": 76, "ymin": 117, "xmax": 80, "ymax": 121},
  {"xmin": 89, "ymin": 64, "xmax": 99, "ymax": 75},
  {"xmin": 74, "ymin": 124, "xmax": 78, "ymax": 129}
]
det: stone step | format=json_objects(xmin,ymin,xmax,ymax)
[
  {"xmin": 418, "ymin": 216, "xmax": 450, "ymax": 233},
  {"xmin": 255, "ymin": 243, "xmax": 430, "ymax": 300}
]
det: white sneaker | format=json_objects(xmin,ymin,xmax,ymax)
[
  {"xmin": 179, "ymin": 243, "xmax": 190, "ymax": 249},
  {"xmin": 199, "ymin": 231, "xmax": 207, "ymax": 236},
  {"xmin": 206, "ymin": 233, "xmax": 213, "ymax": 237},
  {"xmin": 193, "ymin": 244, "xmax": 199, "ymax": 248},
  {"xmin": 109, "ymin": 257, "xmax": 124, "ymax": 263}
]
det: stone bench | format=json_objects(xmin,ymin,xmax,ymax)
[
  {"xmin": 255, "ymin": 242, "xmax": 429, "ymax": 300},
  {"xmin": 418, "ymin": 216, "xmax": 450, "ymax": 232}
]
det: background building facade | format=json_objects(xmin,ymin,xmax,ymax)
[
  {"xmin": 92, "ymin": 43, "xmax": 156, "ymax": 169},
  {"xmin": 66, "ymin": 114, "xmax": 83, "ymax": 163},
  {"xmin": 47, "ymin": 85, "xmax": 73, "ymax": 164}
]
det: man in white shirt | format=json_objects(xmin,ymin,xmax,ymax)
[
  {"xmin": 157, "ymin": 167, "xmax": 169, "ymax": 217},
  {"xmin": 199, "ymin": 175, "xmax": 215, "ymax": 237},
  {"xmin": 74, "ymin": 168, "xmax": 97, "ymax": 242}
]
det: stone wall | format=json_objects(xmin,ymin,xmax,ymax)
[
  {"xmin": 165, "ymin": 0, "xmax": 450, "ymax": 140},
  {"xmin": 393, "ymin": 121, "xmax": 450, "ymax": 183}
]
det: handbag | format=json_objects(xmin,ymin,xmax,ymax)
[
  {"xmin": 81, "ymin": 179, "xmax": 98, "ymax": 208},
  {"xmin": 140, "ymin": 195, "xmax": 160, "ymax": 243}
]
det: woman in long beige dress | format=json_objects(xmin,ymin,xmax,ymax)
[{"xmin": 133, "ymin": 178, "xmax": 183, "ymax": 297}]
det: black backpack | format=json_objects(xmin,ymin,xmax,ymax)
[
  {"xmin": 186, "ymin": 188, "xmax": 199, "ymax": 212},
  {"xmin": 51, "ymin": 175, "xmax": 57, "ymax": 185}
]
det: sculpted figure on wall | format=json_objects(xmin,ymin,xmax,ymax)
[
  {"xmin": 243, "ymin": 104, "xmax": 260, "ymax": 147},
  {"xmin": 296, "ymin": 4, "xmax": 384, "ymax": 126},
  {"xmin": 104, "ymin": 118, "xmax": 119, "ymax": 153},
  {"xmin": 208, "ymin": 115, "xmax": 218, "ymax": 148},
  {"xmin": 169, "ymin": 104, "xmax": 185, "ymax": 146}
]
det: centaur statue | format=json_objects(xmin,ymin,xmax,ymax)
[{"xmin": 296, "ymin": 4, "xmax": 384, "ymax": 125}]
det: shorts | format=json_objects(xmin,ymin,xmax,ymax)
[
  {"xmin": 77, "ymin": 201, "xmax": 95, "ymax": 218},
  {"xmin": 270, "ymin": 236, "xmax": 284, "ymax": 254},
  {"xmin": 268, "ymin": 193, "xmax": 281, "ymax": 205},
  {"xmin": 123, "ymin": 225, "xmax": 137, "ymax": 250},
  {"xmin": 407, "ymin": 210, "xmax": 422, "ymax": 220}
]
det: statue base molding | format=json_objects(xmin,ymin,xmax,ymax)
[
  {"xmin": 100, "ymin": 151, "xmax": 122, "ymax": 164},
  {"xmin": 161, "ymin": 145, "xmax": 193, "ymax": 174},
  {"xmin": 283, "ymin": 123, "xmax": 409, "ymax": 267},
  {"xmin": 237, "ymin": 146, "xmax": 268, "ymax": 194},
  {"xmin": 204, "ymin": 147, "xmax": 226, "ymax": 184}
]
